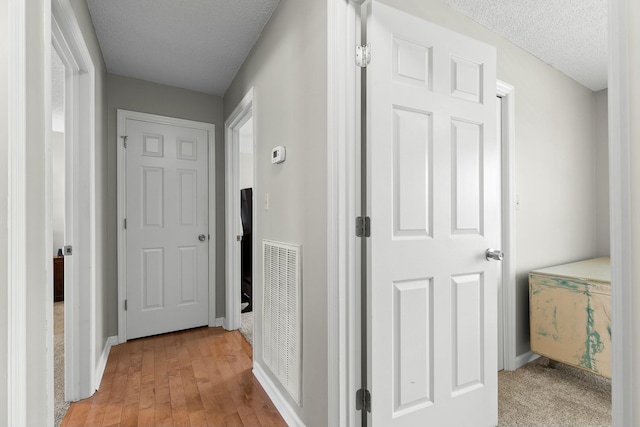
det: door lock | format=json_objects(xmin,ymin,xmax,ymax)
[
  {"xmin": 198, "ymin": 234, "xmax": 206, "ymax": 242},
  {"xmin": 485, "ymin": 248, "xmax": 504, "ymax": 261}
]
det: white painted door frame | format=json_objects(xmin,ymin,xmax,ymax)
[
  {"xmin": 327, "ymin": 0, "xmax": 630, "ymax": 426},
  {"xmin": 496, "ymin": 81, "xmax": 518, "ymax": 371},
  {"xmin": 224, "ymin": 88, "xmax": 256, "ymax": 331},
  {"xmin": 51, "ymin": 0, "xmax": 98, "ymax": 400},
  {"xmin": 117, "ymin": 110, "xmax": 217, "ymax": 342}
]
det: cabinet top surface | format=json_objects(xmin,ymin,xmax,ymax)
[{"xmin": 531, "ymin": 257, "xmax": 610, "ymax": 284}]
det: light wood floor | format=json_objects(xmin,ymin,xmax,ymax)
[{"xmin": 61, "ymin": 327, "xmax": 287, "ymax": 427}]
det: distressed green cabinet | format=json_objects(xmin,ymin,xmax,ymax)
[{"xmin": 529, "ymin": 257, "xmax": 611, "ymax": 378}]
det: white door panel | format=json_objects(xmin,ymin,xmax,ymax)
[
  {"xmin": 126, "ymin": 119, "xmax": 209, "ymax": 340},
  {"xmin": 367, "ymin": 2, "xmax": 499, "ymax": 426}
]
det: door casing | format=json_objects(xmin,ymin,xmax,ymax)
[
  {"xmin": 224, "ymin": 88, "xmax": 256, "ymax": 331},
  {"xmin": 117, "ymin": 109, "xmax": 217, "ymax": 343}
]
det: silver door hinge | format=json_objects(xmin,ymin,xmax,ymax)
[
  {"xmin": 124, "ymin": 218, "xmax": 127, "ymax": 229},
  {"xmin": 63, "ymin": 245, "xmax": 72, "ymax": 256},
  {"xmin": 356, "ymin": 216, "xmax": 371, "ymax": 237},
  {"xmin": 121, "ymin": 135, "xmax": 128, "ymax": 148},
  {"xmin": 124, "ymin": 299, "xmax": 127, "ymax": 311},
  {"xmin": 356, "ymin": 388, "xmax": 371, "ymax": 412},
  {"xmin": 356, "ymin": 44, "xmax": 371, "ymax": 68}
]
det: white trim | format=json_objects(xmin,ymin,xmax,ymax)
[
  {"xmin": 253, "ymin": 362, "xmax": 306, "ymax": 427},
  {"xmin": 327, "ymin": 1, "xmax": 361, "ymax": 426},
  {"xmin": 609, "ymin": 0, "xmax": 632, "ymax": 425},
  {"xmin": 215, "ymin": 317, "xmax": 225, "ymax": 327},
  {"xmin": 116, "ymin": 109, "xmax": 216, "ymax": 342},
  {"xmin": 94, "ymin": 336, "xmax": 119, "ymax": 390},
  {"xmin": 224, "ymin": 88, "xmax": 255, "ymax": 331},
  {"xmin": 7, "ymin": 0, "xmax": 27, "ymax": 424},
  {"xmin": 496, "ymin": 80, "xmax": 518, "ymax": 371},
  {"xmin": 514, "ymin": 351, "xmax": 539, "ymax": 370},
  {"xmin": 51, "ymin": 0, "xmax": 98, "ymax": 402}
]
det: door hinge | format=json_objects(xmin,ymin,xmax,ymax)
[
  {"xmin": 121, "ymin": 135, "xmax": 128, "ymax": 148},
  {"xmin": 356, "ymin": 216, "xmax": 371, "ymax": 237},
  {"xmin": 124, "ymin": 218, "xmax": 127, "ymax": 229},
  {"xmin": 124, "ymin": 299, "xmax": 127, "ymax": 311},
  {"xmin": 356, "ymin": 388, "xmax": 371, "ymax": 412},
  {"xmin": 356, "ymin": 44, "xmax": 371, "ymax": 68},
  {"xmin": 63, "ymin": 245, "xmax": 72, "ymax": 256}
]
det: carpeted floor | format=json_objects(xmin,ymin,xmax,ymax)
[
  {"xmin": 54, "ymin": 302, "xmax": 69, "ymax": 427},
  {"xmin": 499, "ymin": 357, "xmax": 611, "ymax": 426},
  {"xmin": 240, "ymin": 311, "xmax": 254, "ymax": 347}
]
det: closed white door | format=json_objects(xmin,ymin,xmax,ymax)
[
  {"xmin": 125, "ymin": 118, "xmax": 209, "ymax": 340},
  {"xmin": 367, "ymin": 2, "xmax": 499, "ymax": 426}
]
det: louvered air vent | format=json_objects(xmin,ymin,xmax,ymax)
[{"xmin": 262, "ymin": 240, "xmax": 302, "ymax": 405}]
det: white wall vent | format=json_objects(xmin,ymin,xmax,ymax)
[{"xmin": 262, "ymin": 239, "xmax": 302, "ymax": 405}]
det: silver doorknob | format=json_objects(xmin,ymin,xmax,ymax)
[
  {"xmin": 485, "ymin": 248, "xmax": 503, "ymax": 261},
  {"xmin": 198, "ymin": 234, "xmax": 206, "ymax": 242}
]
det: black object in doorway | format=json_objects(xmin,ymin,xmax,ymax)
[{"xmin": 241, "ymin": 188, "xmax": 253, "ymax": 313}]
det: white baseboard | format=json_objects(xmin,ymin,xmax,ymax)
[
  {"xmin": 514, "ymin": 351, "xmax": 540, "ymax": 369},
  {"xmin": 253, "ymin": 362, "xmax": 305, "ymax": 427},
  {"xmin": 94, "ymin": 335, "xmax": 118, "ymax": 390},
  {"xmin": 215, "ymin": 317, "xmax": 225, "ymax": 327}
]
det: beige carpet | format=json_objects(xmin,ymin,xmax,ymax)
[
  {"xmin": 54, "ymin": 302, "xmax": 69, "ymax": 427},
  {"xmin": 499, "ymin": 357, "xmax": 611, "ymax": 426},
  {"xmin": 240, "ymin": 311, "xmax": 253, "ymax": 347}
]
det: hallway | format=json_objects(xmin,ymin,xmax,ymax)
[{"xmin": 61, "ymin": 327, "xmax": 286, "ymax": 427}]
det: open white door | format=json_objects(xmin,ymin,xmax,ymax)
[{"xmin": 366, "ymin": 2, "xmax": 499, "ymax": 426}]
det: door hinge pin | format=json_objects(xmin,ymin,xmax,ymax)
[
  {"xmin": 356, "ymin": 388, "xmax": 371, "ymax": 412},
  {"xmin": 124, "ymin": 299, "xmax": 127, "ymax": 311},
  {"xmin": 356, "ymin": 44, "xmax": 372, "ymax": 68},
  {"xmin": 124, "ymin": 218, "xmax": 127, "ymax": 229},
  {"xmin": 121, "ymin": 135, "xmax": 128, "ymax": 148},
  {"xmin": 356, "ymin": 216, "xmax": 371, "ymax": 237}
]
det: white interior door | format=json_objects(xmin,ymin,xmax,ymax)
[
  {"xmin": 125, "ymin": 118, "xmax": 209, "ymax": 340},
  {"xmin": 366, "ymin": 2, "xmax": 499, "ymax": 426}
]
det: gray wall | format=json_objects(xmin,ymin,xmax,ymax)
[
  {"xmin": 106, "ymin": 73, "xmax": 226, "ymax": 326},
  {"xmin": 595, "ymin": 89, "xmax": 610, "ymax": 256},
  {"xmin": 223, "ymin": 0, "xmax": 328, "ymax": 424},
  {"xmin": 69, "ymin": 0, "xmax": 110, "ymax": 382},
  {"xmin": 381, "ymin": 0, "xmax": 600, "ymax": 358}
]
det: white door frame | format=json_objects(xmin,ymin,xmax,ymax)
[
  {"xmin": 51, "ymin": 0, "xmax": 98, "ymax": 400},
  {"xmin": 116, "ymin": 110, "xmax": 217, "ymax": 342},
  {"xmin": 224, "ymin": 88, "xmax": 256, "ymax": 331},
  {"xmin": 608, "ymin": 0, "xmax": 633, "ymax": 424},
  {"xmin": 496, "ymin": 81, "xmax": 518, "ymax": 371},
  {"xmin": 327, "ymin": 0, "xmax": 630, "ymax": 426}
]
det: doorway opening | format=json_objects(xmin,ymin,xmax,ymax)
[
  {"xmin": 51, "ymin": 43, "xmax": 70, "ymax": 422},
  {"xmin": 225, "ymin": 88, "xmax": 255, "ymax": 338},
  {"xmin": 239, "ymin": 118, "xmax": 255, "ymax": 346}
]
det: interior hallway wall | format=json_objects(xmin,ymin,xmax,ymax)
[
  {"xmin": 595, "ymin": 89, "xmax": 610, "ymax": 256},
  {"xmin": 223, "ymin": 0, "xmax": 328, "ymax": 424},
  {"xmin": 380, "ymin": 0, "xmax": 599, "ymax": 359},
  {"xmin": 106, "ymin": 73, "xmax": 226, "ymax": 323}
]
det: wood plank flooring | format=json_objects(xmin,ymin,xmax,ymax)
[{"xmin": 61, "ymin": 327, "xmax": 287, "ymax": 427}]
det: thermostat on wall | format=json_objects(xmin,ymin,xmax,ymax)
[{"xmin": 271, "ymin": 146, "xmax": 286, "ymax": 164}]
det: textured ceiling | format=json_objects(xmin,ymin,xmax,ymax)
[
  {"xmin": 87, "ymin": 0, "xmax": 607, "ymax": 95},
  {"xmin": 441, "ymin": 0, "xmax": 608, "ymax": 91},
  {"xmin": 87, "ymin": 0, "xmax": 280, "ymax": 96}
]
